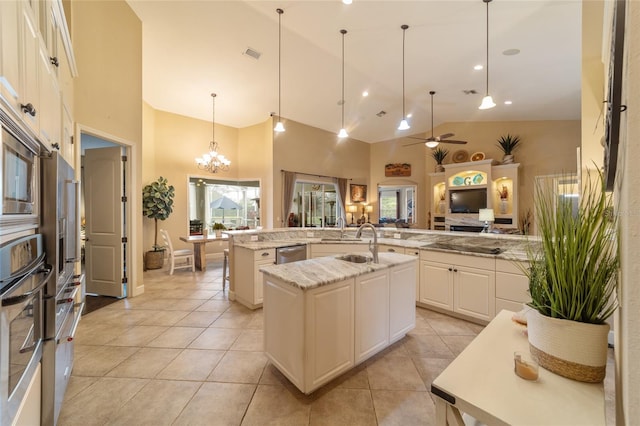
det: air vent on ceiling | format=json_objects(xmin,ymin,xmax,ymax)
[
  {"xmin": 463, "ymin": 89, "xmax": 478, "ymax": 95},
  {"xmin": 376, "ymin": 110, "xmax": 386, "ymax": 117},
  {"xmin": 243, "ymin": 47, "xmax": 261, "ymax": 60}
]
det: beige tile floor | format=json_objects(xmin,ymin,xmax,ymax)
[{"xmin": 59, "ymin": 259, "xmax": 615, "ymax": 426}]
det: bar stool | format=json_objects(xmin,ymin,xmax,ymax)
[{"xmin": 222, "ymin": 248, "xmax": 229, "ymax": 290}]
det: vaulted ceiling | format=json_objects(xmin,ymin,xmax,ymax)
[{"xmin": 127, "ymin": 0, "xmax": 582, "ymax": 143}]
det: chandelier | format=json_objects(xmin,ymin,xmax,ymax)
[{"xmin": 195, "ymin": 93, "xmax": 230, "ymax": 173}]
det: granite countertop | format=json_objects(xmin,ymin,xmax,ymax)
[{"xmin": 260, "ymin": 252, "xmax": 417, "ymax": 290}]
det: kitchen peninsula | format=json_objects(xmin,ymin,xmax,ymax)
[
  {"xmin": 228, "ymin": 227, "xmax": 533, "ymax": 324},
  {"xmin": 260, "ymin": 252, "xmax": 417, "ymax": 394}
]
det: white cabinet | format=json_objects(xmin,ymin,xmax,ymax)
[
  {"xmin": 355, "ymin": 270, "xmax": 389, "ymax": 364},
  {"xmin": 20, "ymin": 4, "xmax": 40, "ymax": 135},
  {"xmin": 1, "ymin": 0, "xmax": 22, "ymax": 116},
  {"xmin": 495, "ymin": 259, "xmax": 530, "ymax": 313},
  {"xmin": 402, "ymin": 247, "xmax": 420, "ymax": 301},
  {"xmin": 389, "ymin": 262, "xmax": 416, "ymax": 343},
  {"xmin": 305, "ymin": 279, "xmax": 355, "ymax": 390},
  {"xmin": 419, "ymin": 251, "xmax": 495, "ymax": 322},
  {"xmin": 38, "ymin": 42, "xmax": 61, "ymax": 148},
  {"xmin": 310, "ymin": 243, "xmax": 368, "ymax": 259},
  {"xmin": 233, "ymin": 247, "xmax": 274, "ymax": 309},
  {"xmin": 378, "ymin": 244, "xmax": 401, "ymax": 254}
]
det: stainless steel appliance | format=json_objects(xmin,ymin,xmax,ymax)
[
  {"xmin": 1, "ymin": 110, "xmax": 40, "ymax": 228},
  {"xmin": 276, "ymin": 245, "xmax": 307, "ymax": 264},
  {"xmin": 0, "ymin": 234, "xmax": 52, "ymax": 425},
  {"xmin": 40, "ymin": 151, "xmax": 82, "ymax": 425}
]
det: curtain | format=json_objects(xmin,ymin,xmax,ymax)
[
  {"xmin": 335, "ymin": 177, "xmax": 348, "ymax": 223},
  {"xmin": 282, "ymin": 171, "xmax": 296, "ymax": 227}
]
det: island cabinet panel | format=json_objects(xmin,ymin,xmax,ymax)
[
  {"xmin": 355, "ymin": 270, "xmax": 389, "ymax": 364},
  {"xmin": 389, "ymin": 262, "xmax": 417, "ymax": 343},
  {"xmin": 233, "ymin": 247, "xmax": 274, "ymax": 309},
  {"xmin": 495, "ymin": 259, "xmax": 530, "ymax": 313},
  {"xmin": 305, "ymin": 279, "xmax": 355, "ymax": 389},
  {"xmin": 263, "ymin": 277, "xmax": 305, "ymax": 390}
]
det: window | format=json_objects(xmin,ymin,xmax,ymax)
[
  {"xmin": 378, "ymin": 185, "xmax": 416, "ymax": 224},
  {"xmin": 289, "ymin": 181, "xmax": 338, "ymax": 227},
  {"xmin": 188, "ymin": 177, "xmax": 260, "ymax": 234}
]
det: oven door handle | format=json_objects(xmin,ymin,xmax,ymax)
[
  {"xmin": 0, "ymin": 252, "xmax": 46, "ymax": 288},
  {"xmin": 58, "ymin": 302, "xmax": 85, "ymax": 344},
  {"xmin": 1, "ymin": 265, "xmax": 52, "ymax": 307},
  {"xmin": 18, "ymin": 324, "xmax": 37, "ymax": 354}
]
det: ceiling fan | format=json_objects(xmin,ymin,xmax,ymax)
[{"xmin": 403, "ymin": 91, "xmax": 468, "ymax": 148}]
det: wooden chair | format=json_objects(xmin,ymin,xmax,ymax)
[{"xmin": 160, "ymin": 229, "xmax": 195, "ymax": 275}]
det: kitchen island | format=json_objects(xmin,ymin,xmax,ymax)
[{"xmin": 260, "ymin": 252, "xmax": 417, "ymax": 394}]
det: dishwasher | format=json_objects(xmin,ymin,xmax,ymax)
[{"xmin": 276, "ymin": 245, "xmax": 307, "ymax": 264}]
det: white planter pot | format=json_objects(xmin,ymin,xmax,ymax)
[
  {"xmin": 502, "ymin": 154, "xmax": 514, "ymax": 164},
  {"xmin": 526, "ymin": 309, "xmax": 609, "ymax": 383}
]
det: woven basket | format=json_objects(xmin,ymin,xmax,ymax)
[
  {"xmin": 144, "ymin": 250, "xmax": 164, "ymax": 270},
  {"xmin": 526, "ymin": 309, "xmax": 609, "ymax": 383}
]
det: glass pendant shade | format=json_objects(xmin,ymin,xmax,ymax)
[
  {"xmin": 425, "ymin": 141, "xmax": 439, "ymax": 148},
  {"xmin": 274, "ymin": 121, "xmax": 285, "ymax": 132},
  {"xmin": 398, "ymin": 119, "xmax": 410, "ymax": 131},
  {"xmin": 479, "ymin": 95, "xmax": 496, "ymax": 110},
  {"xmin": 338, "ymin": 128, "xmax": 349, "ymax": 138}
]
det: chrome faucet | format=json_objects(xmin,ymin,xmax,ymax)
[
  {"xmin": 335, "ymin": 216, "xmax": 345, "ymax": 238},
  {"xmin": 356, "ymin": 223, "xmax": 379, "ymax": 263}
]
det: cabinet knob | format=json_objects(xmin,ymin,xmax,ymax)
[
  {"xmin": 51, "ymin": 142, "xmax": 60, "ymax": 150},
  {"xmin": 20, "ymin": 103, "xmax": 37, "ymax": 117},
  {"xmin": 453, "ymin": 268, "xmax": 458, "ymax": 273},
  {"xmin": 388, "ymin": 248, "xmax": 395, "ymax": 252},
  {"xmin": 261, "ymin": 252, "xmax": 269, "ymax": 257},
  {"xmin": 50, "ymin": 56, "xmax": 59, "ymax": 67},
  {"xmin": 448, "ymin": 267, "xmax": 453, "ymax": 272}
]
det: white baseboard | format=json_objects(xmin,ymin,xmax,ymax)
[{"xmin": 229, "ymin": 290, "xmax": 236, "ymax": 301}]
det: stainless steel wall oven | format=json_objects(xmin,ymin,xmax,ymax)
[{"xmin": 0, "ymin": 234, "xmax": 52, "ymax": 425}]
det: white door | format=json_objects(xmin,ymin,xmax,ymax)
[{"xmin": 84, "ymin": 146, "xmax": 125, "ymax": 297}]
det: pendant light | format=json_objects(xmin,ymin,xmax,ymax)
[
  {"xmin": 479, "ymin": 0, "xmax": 496, "ymax": 110},
  {"xmin": 274, "ymin": 8, "xmax": 285, "ymax": 132},
  {"xmin": 195, "ymin": 93, "xmax": 231, "ymax": 173},
  {"xmin": 425, "ymin": 91, "xmax": 439, "ymax": 148},
  {"xmin": 398, "ymin": 24, "xmax": 410, "ymax": 130},
  {"xmin": 338, "ymin": 29, "xmax": 349, "ymax": 138}
]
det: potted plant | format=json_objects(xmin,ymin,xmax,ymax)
[
  {"xmin": 142, "ymin": 176, "xmax": 175, "ymax": 269},
  {"xmin": 496, "ymin": 134, "xmax": 521, "ymax": 164},
  {"xmin": 431, "ymin": 147, "xmax": 449, "ymax": 172},
  {"xmin": 212, "ymin": 222, "xmax": 227, "ymax": 238},
  {"xmin": 522, "ymin": 170, "xmax": 618, "ymax": 383}
]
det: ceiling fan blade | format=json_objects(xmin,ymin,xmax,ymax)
[
  {"xmin": 408, "ymin": 136, "xmax": 436, "ymax": 142},
  {"xmin": 439, "ymin": 140, "xmax": 467, "ymax": 144},
  {"xmin": 402, "ymin": 140, "xmax": 433, "ymax": 147},
  {"xmin": 438, "ymin": 133, "xmax": 455, "ymax": 140}
]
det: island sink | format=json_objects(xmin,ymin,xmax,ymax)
[{"xmin": 337, "ymin": 254, "xmax": 370, "ymax": 263}]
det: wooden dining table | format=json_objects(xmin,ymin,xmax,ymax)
[{"xmin": 179, "ymin": 234, "xmax": 229, "ymax": 271}]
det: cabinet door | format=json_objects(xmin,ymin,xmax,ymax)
[
  {"xmin": 38, "ymin": 43, "xmax": 60, "ymax": 148},
  {"xmin": 254, "ymin": 258, "xmax": 274, "ymax": 305},
  {"xmin": 419, "ymin": 260, "xmax": 453, "ymax": 311},
  {"xmin": 305, "ymin": 279, "xmax": 354, "ymax": 390},
  {"xmin": 0, "ymin": 0, "xmax": 22, "ymax": 115},
  {"xmin": 403, "ymin": 248, "xmax": 420, "ymax": 301},
  {"xmin": 389, "ymin": 262, "xmax": 416, "ymax": 343},
  {"xmin": 454, "ymin": 265, "xmax": 495, "ymax": 321},
  {"xmin": 21, "ymin": 6, "xmax": 39, "ymax": 134},
  {"xmin": 355, "ymin": 270, "xmax": 389, "ymax": 364}
]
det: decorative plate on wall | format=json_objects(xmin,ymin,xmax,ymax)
[
  {"xmin": 452, "ymin": 150, "xmax": 469, "ymax": 163},
  {"xmin": 471, "ymin": 152, "xmax": 485, "ymax": 161}
]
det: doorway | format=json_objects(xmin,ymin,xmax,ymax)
[{"xmin": 80, "ymin": 132, "xmax": 129, "ymax": 310}]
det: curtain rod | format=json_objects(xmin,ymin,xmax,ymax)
[{"xmin": 281, "ymin": 169, "xmax": 352, "ymax": 181}]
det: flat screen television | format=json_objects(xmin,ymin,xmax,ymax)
[{"xmin": 449, "ymin": 188, "xmax": 487, "ymax": 214}]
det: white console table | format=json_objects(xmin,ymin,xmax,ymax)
[{"xmin": 431, "ymin": 310, "xmax": 606, "ymax": 426}]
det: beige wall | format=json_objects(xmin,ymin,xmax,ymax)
[
  {"xmin": 147, "ymin": 109, "xmax": 239, "ymax": 256},
  {"xmin": 615, "ymin": 2, "xmax": 640, "ymax": 423},
  {"xmin": 71, "ymin": 0, "xmax": 144, "ymax": 294},
  {"xmin": 371, "ymin": 120, "xmax": 581, "ymax": 231},
  {"xmin": 271, "ymin": 118, "xmax": 370, "ymax": 227}
]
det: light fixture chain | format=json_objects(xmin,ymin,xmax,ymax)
[
  {"xmin": 402, "ymin": 26, "xmax": 406, "ymax": 118},
  {"xmin": 485, "ymin": 0, "xmax": 490, "ymax": 95},
  {"xmin": 341, "ymin": 29, "xmax": 346, "ymax": 128}
]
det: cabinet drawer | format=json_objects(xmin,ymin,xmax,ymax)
[
  {"xmin": 254, "ymin": 249, "xmax": 275, "ymax": 261},
  {"xmin": 495, "ymin": 258, "xmax": 528, "ymax": 274},
  {"xmin": 495, "ymin": 272, "xmax": 529, "ymax": 303},
  {"xmin": 421, "ymin": 250, "xmax": 495, "ymax": 270}
]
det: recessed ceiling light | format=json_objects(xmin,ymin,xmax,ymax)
[
  {"xmin": 503, "ymin": 48, "xmax": 520, "ymax": 56},
  {"xmin": 362, "ymin": 91, "xmax": 369, "ymax": 97},
  {"xmin": 407, "ymin": 113, "xmax": 413, "ymax": 118},
  {"xmin": 504, "ymin": 100, "xmax": 513, "ymax": 105},
  {"xmin": 474, "ymin": 64, "xmax": 483, "ymax": 70},
  {"xmin": 342, "ymin": 0, "xmax": 353, "ymax": 4}
]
